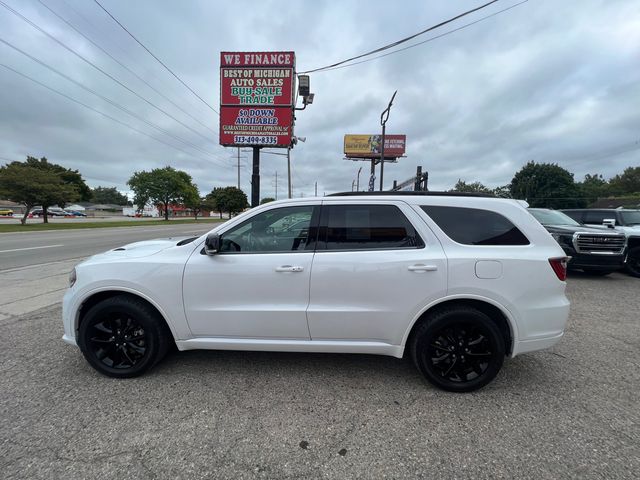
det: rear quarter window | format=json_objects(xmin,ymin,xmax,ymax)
[{"xmin": 420, "ymin": 205, "xmax": 529, "ymax": 246}]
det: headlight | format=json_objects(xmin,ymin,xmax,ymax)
[
  {"xmin": 551, "ymin": 233, "xmax": 571, "ymax": 246},
  {"xmin": 69, "ymin": 268, "xmax": 77, "ymax": 287}
]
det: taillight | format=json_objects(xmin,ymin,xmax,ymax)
[{"xmin": 549, "ymin": 257, "xmax": 569, "ymax": 281}]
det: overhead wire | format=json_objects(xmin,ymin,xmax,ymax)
[
  {"xmin": 0, "ymin": 63, "xmax": 225, "ymax": 168},
  {"xmin": 299, "ymin": 0, "xmax": 501, "ymax": 74},
  {"xmin": 318, "ymin": 1, "xmax": 528, "ymax": 73},
  {"xmin": 0, "ymin": 37, "xmax": 226, "ymax": 163},
  {"xmin": 0, "ymin": 0, "xmax": 217, "ymax": 146},
  {"xmin": 92, "ymin": 0, "xmax": 219, "ymax": 114},
  {"xmin": 36, "ymin": 0, "xmax": 218, "ymax": 136}
]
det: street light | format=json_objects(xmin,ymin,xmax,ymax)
[
  {"xmin": 356, "ymin": 166, "xmax": 362, "ymax": 192},
  {"xmin": 379, "ymin": 90, "xmax": 397, "ymax": 191}
]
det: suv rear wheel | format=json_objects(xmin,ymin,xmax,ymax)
[
  {"xmin": 410, "ymin": 306, "xmax": 505, "ymax": 392},
  {"xmin": 78, "ymin": 295, "xmax": 171, "ymax": 378}
]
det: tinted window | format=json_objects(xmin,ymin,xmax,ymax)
[
  {"xmin": 220, "ymin": 206, "xmax": 317, "ymax": 253},
  {"xmin": 620, "ymin": 210, "xmax": 640, "ymax": 226},
  {"xmin": 421, "ymin": 206, "xmax": 529, "ymax": 246},
  {"xmin": 583, "ymin": 211, "xmax": 610, "ymax": 224},
  {"xmin": 321, "ymin": 205, "xmax": 423, "ymax": 250},
  {"xmin": 561, "ymin": 210, "xmax": 583, "ymax": 223}
]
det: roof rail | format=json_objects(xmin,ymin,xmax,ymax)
[{"xmin": 327, "ymin": 191, "xmax": 496, "ymax": 198}]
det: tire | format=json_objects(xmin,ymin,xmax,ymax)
[
  {"xmin": 625, "ymin": 247, "xmax": 640, "ymax": 278},
  {"xmin": 410, "ymin": 306, "xmax": 505, "ymax": 392},
  {"xmin": 581, "ymin": 269, "xmax": 612, "ymax": 276},
  {"xmin": 77, "ymin": 295, "xmax": 172, "ymax": 378}
]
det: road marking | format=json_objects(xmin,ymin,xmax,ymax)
[{"xmin": 0, "ymin": 244, "xmax": 64, "ymax": 253}]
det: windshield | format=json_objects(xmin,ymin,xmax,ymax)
[
  {"xmin": 620, "ymin": 210, "xmax": 640, "ymax": 226},
  {"xmin": 529, "ymin": 209, "xmax": 580, "ymax": 226}
]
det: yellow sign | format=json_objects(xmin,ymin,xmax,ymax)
[{"xmin": 344, "ymin": 134, "xmax": 406, "ymax": 157}]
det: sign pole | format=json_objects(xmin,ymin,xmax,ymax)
[
  {"xmin": 251, "ymin": 147, "xmax": 260, "ymax": 207},
  {"xmin": 287, "ymin": 147, "xmax": 292, "ymax": 199}
]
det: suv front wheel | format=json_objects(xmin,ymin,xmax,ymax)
[
  {"xmin": 78, "ymin": 295, "xmax": 172, "ymax": 378},
  {"xmin": 410, "ymin": 306, "xmax": 505, "ymax": 392}
]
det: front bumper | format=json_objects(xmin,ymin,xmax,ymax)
[
  {"xmin": 562, "ymin": 247, "xmax": 625, "ymax": 271},
  {"xmin": 61, "ymin": 288, "xmax": 79, "ymax": 348}
]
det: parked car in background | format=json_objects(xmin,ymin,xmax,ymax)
[
  {"xmin": 562, "ymin": 209, "xmax": 640, "ymax": 278},
  {"xmin": 0, "ymin": 208, "xmax": 13, "ymax": 216},
  {"xmin": 64, "ymin": 210, "xmax": 87, "ymax": 217},
  {"xmin": 30, "ymin": 206, "xmax": 67, "ymax": 217},
  {"xmin": 528, "ymin": 208, "xmax": 626, "ymax": 276},
  {"xmin": 63, "ymin": 192, "xmax": 570, "ymax": 392}
]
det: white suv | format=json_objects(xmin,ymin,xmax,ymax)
[{"xmin": 62, "ymin": 193, "xmax": 570, "ymax": 392}]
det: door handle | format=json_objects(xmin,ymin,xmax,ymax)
[
  {"xmin": 275, "ymin": 265, "xmax": 304, "ymax": 272},
  {"xmin": 408, "ymin": 264, "xmax": 438, "ymax": 272}
]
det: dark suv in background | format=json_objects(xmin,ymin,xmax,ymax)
[
  {"xmin": 562, "ymin": 209, "xmax": 640, "ymax": 278},
  {"xmin": 529, "ymin": 208, "xmax": 626, "ymax": 276}
]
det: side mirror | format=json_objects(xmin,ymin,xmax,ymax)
[
  {"xmin": 204, "ymin": 233, "xmax": 221, "ymax": 255},
  {"xmin": 603, "ymin": 219, "xmax": 616, "ymax": 229}
]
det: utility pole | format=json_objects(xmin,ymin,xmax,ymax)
[
  {"xmin": 356, "ymin": 166, "xmax": 362, "ymax": 192},
  {"xmin": 237, "ymin": 147, "xmax": 240, "ymax": 189},
  {"xmin": 379, "ymin": 90, "xmax": 397, "ymax": 191},
  {"xmin": 351, "ymin": 180, "xmax": 355, "ymax": 192},
  {"xmin": 275, "ymin": 171, "xmax": 278, "ymax": 200},
  {"xmin": 315, "ymin": 181, "xmax": 318, "ymax": 196}
]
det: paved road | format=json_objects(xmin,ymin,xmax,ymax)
[
  {"xmin": 0, "ymin": 222, "xmax": 216, "ymax": 270},
  {"xmin": 0, "ymin": 223, "xmax": 216, "ymax": 320},
  {"xmin": 1, "ymin": 272, "xmax": 639, "ymax": 479}
]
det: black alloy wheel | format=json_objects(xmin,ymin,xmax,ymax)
[
  {"xmin": 625, "ymin": 247, "xmax": 640, "ymax": 278},
  {"xmin": 411, "ymin": 306, "xmax": 505, "ymax": 392},
  {"xmin": 78, "ymin": 295, "xmax": 171, "ymax": 378},
  {"xmin": 87, "ymin": 315, "xmax": 147, "ymax": 369}
]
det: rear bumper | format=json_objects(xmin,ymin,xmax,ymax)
[{"xmin": 512, "ymin": 332, "xmax": 564, "ymax": 357}]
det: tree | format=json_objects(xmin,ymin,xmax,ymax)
[
  {"xmin": 127, "ymin": 166, "xmax": 198, "ymax": 221},
  {"xmin": 450, "ymin": 179, "xmax": 492, "ymax": 194},
  {"xmin": 577, "ymin": 173, "xmax": 610, "ymax": 205},
  {"xmin": 492, "ymin": 185, "xmax": 512, "ymax": 198},
  {"xmin": 91, "ymin": 186, "xmax": 129, "ymax": 205},
  {"xmin": 260, "ymin": 197, "xmax": 275, "ymax": 204},
  {"xmin": 182, "ymin": 186, "xmax": 203, "ymax": 220},
  {"xmin": 0, "ymin": 156, "xmax": 90, "ymax": 224},
  {"xmin": 510, "ymin": 161, "xmax": 586, "ymax": 208},
  {"xmin": 609, "ymin": 167, "xmax": 640, "ymax": 195},
  {"xmin": 206, "ymin": 186, "xmax": 248, "ymax": 218}
]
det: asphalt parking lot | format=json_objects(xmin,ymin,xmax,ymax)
[{"xmin": 1, "ymin": 272, "xmax": 639, "ymax": 479}]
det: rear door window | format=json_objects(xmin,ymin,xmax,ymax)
[
  {"xmin": 319, "ymin": 204, "xmax": 424, "ymax": 251},
  {"xmin": 421, "ymin": 206, "xmax": 529, "ymax": 245}
]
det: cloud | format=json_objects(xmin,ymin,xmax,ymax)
[{"xmin": 0, "ymin": 0, "xmax": 638, "ymax": 200}]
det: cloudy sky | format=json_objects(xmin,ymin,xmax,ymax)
[{"xmin": 1, "ymin": 0, "xmax": 638, "ymax": 200}]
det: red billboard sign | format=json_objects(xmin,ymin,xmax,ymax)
[
  {"xmin": 220, "ymin": 51, "xmax": 295, "ymax": 148},
  {"xmin": 219, "ymin": 107, "xmax": 293, "ymax": 147}
]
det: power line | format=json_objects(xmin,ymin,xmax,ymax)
[
  {"xmin": 92, "ymin": 0, "xmax": 219, "ymax": 114},
  {"xmin": 319, "ymin": 1, "xmax": 528, "ymax": 73},
  {"xmin": 0, "ymin": 63, "xmax": 225, "ymax": 168},
  {"xmin": 0, "ymin": 37, "xmax": 225, "ymax": 163},
  {"xmin": 0, "ymin": 0, "xmax": 216, "ymax": 145},
  {"xmin": 299, "ymin": 0, "xmax": 501, "ymax": 74},
  {"xmin": 36, "ymin": 0, "xmax": 218, "ymax": 136}
]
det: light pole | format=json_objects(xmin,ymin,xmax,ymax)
[
  {"xmin": 379, "ymin": 90, "xmax": 397, "ymax": 191},
  {"xmin": 356, "ymin": 166, "xmax": 362, "ymax": 192},
  {"xmin": 288, "ymin": 136, "xmax": 306, "ymax": 199}
]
